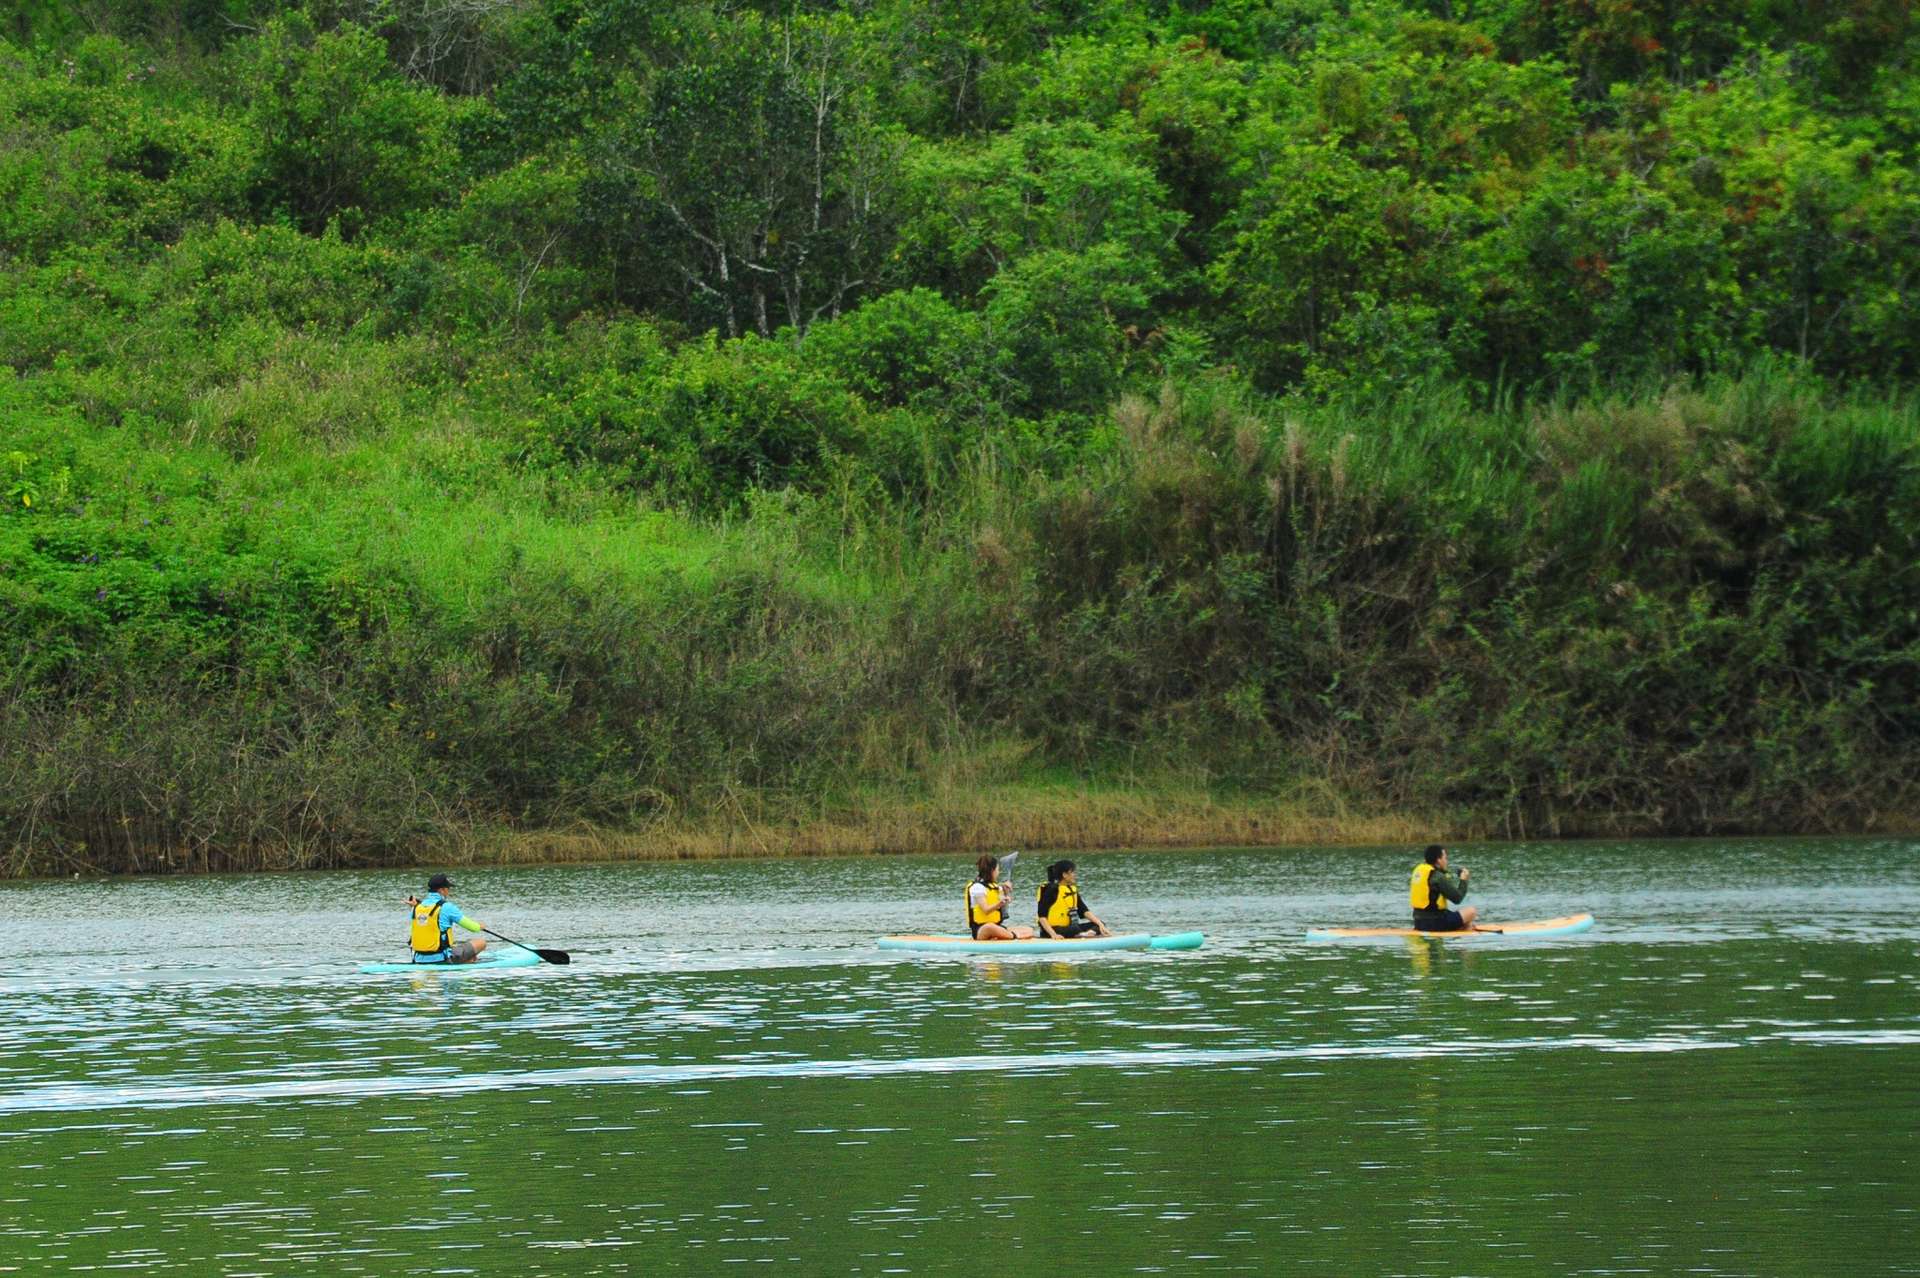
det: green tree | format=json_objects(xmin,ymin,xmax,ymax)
[
  {"xmin": 980, "ymin": 243, "xmax": 1157, "ymax": 418},
  {"xmin": 233, "ymin": 15, "xmax": 457, "ymax": 236},
  {"xmin": 590, "ymin": 14, "xmax": 896, "ymax": 338},
  {"xmin": 1020, "ymin": 33, "xmax": 1253, "ymax": 268},
  {"xmin": 415, "ymin": 151, "xmax": 591, "ymax": 333},
  {"xmin": 1652, "ymin": 58, "xmax": 1920, "ymax": 377},
  {"xmin": 896, "ymin": 117, "xmax": 1183, "ymax": 297},
  {"xmin": 1474, "ymin": 165, "xmax": 1733, "ymax": 385},
  {"xmin": 862, "ymin": 0, "xmax": 1079, "ymax": 133},
  {"xmin": 321, "ymin": 0, "xmax": 535, "ymax": 95},
  {"xmin": 1210, "ymin": 140, "xmax": 1473, "ymax": 389}
]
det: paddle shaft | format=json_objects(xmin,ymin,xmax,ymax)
[
  {"xmin": 482, "ymin": 927, "xmax": 570, "ymax": 965},
  {"xmin": 997, "ymin": 851, "xmax": 1020, "ymax": 924}
]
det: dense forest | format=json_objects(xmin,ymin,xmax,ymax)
[{"xmin": 3, "ymin": 0, "xmax": 1917, "ymax": 873}]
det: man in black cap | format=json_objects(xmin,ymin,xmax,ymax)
[{"xmin": 406, "ymin": 873, "xmax": 490, "ymax": 964}]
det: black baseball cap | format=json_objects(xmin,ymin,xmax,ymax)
[{"xmin": 426, "ymin": 873, "xmax": 454, "ymax": 891}]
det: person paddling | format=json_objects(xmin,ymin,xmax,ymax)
[
  {"xmin": 406, "ymin": 873, "xmax": 490, "ymax": 964},
  {"xmin": 1035, "ymin": 859, "xmax": 1112, "ymax": 939},
  {"xmin": 1410, "ymin": 845, "xmax": 1477, "ymax": 932},
  {"xmin": 967, "ymin": 853, "xmax": 1035, "ymax": 941}
]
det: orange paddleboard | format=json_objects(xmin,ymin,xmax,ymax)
[{"xmin": 1305, "ymin": 913, "xmax": 1594, "ymax": 940}]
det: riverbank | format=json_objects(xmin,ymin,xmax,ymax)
[
  {"xmin": 463, "ymin": 797, "xmax": 1920, "ymax": 869},
  {"xmin": 16, "ymin": 780, "xmax": 1916, "ymax": 879},
  {"xmin": 9, "ymin": 372, "xmax": 1919, "ymax": 880},
  {"xmin": 0, "ymin": 784, "xmax": 1431, "ymax": 877}
]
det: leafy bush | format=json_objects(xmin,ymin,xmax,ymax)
[
  {"xmin": 232, "ymin": 16, "xmax": 457, "ymax": 235},
  {"xmin": 520, "ymin": 333, "xmax": 869, "ymax": 508}
]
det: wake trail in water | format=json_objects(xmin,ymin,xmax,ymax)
[{"xmin": 14, "ymin": 1029, "xmax": 1910, "ymax": 1116}]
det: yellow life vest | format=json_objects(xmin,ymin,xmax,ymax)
[
  {"xmin": 1038, "ymin": 880, "xmax": 1080, "ymax": 930},
  {"xmin": 1410, "ymin": 862, "xmax": 1444, "ymax": 912},
  {"xmin": 411, "ymin": 896, "xmax": 450, "ymax": 957},
  {"xmin": 967, "ymin": 880, "xmax": 1006, "ymax": 929}
]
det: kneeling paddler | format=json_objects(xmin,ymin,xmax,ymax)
[{"xmin": 1410, "ymin": 845, "xmax": 1478, "ymax": 932}]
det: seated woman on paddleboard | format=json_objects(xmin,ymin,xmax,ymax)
[
  {"xmin": 967, "ymin": 853, "xmax": 1035, "ymax": 940},
  {"xmin": 1035, "ymin": 859, "xmax": 1113, "ymax": 940},
  {"xmin": 1410, "ymin": 845, "xmax": 1476, "ymax": 932},
  {"xmin": 405, "ymin": 873, "xmax": 490, "ymax": 964}
]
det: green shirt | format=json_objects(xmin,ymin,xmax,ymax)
[{"xmin": 1420, "ymin": 868, "xmax": 1468, "ymax": 909}]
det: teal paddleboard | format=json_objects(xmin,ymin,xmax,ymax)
[
  {"xmin": 358, "ymin": 949, "xmax": 544, "ymax": 974},
  {"xmin": 877, "ymin": 931, "xmax": 1204, "ymax": 954}
]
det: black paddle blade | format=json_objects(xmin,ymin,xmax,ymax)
[{"xmin": 535, "ymin": 949, "xmax": 571, "ymax": 964}]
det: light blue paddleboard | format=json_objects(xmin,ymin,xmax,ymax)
[
  {"xmin": 877, "ymin": 931, "xmax": 1204, "ymax": 955},
  {"xmin": 358, "ymin": 948, "xmax": 544, "ymax": 974}
]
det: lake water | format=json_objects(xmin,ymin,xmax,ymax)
[{"xmin": 2, "ymin": 839, "xmax": 1916, "ymax": 1275}]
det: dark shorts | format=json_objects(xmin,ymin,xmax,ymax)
[
  {"xmin": 445, "ymin": 940, "xmax": 480, "ymax": 962},
  {"xmin": 1050, "ymin": 919, "xmax": 1101, "ymax": 938},
  {"xmin": 1413, "ymin": 910, "xmax": 1468, "ymax": 933}
]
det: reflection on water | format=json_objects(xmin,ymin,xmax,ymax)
[{"xmin": 1, "ymin": 838, "xmax": 1917, "ymax": 1275}]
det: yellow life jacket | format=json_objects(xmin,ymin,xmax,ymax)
[
  {"xmin": 1038, "ymin": 880, "xmax": 1080, "ymax": 930},
  {"xmin": 411, "ymin": 896, "xmax": 450, "ymax": 957},
  {"xmin": 1410, "ymin": 862, "xmax": 1445, "ymax": 912},
  {"xmin": 967, "ymin": 880, "xmax": 1006, "ymax": 929}
]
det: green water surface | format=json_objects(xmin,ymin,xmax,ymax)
[{"xmin": 1, "ymin": 839, "xmax": 1915, "ymax": 1275}]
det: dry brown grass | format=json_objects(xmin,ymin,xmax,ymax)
[
  {"xmin": 445, "ymin": 787, "xmax": 1452, "ymax": 867},
  {"xmin": 18, "ymin": 794, "xmax": 1917, "ymax": 879}
]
